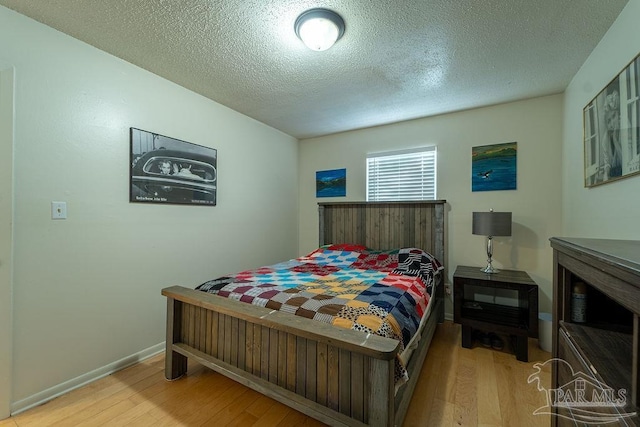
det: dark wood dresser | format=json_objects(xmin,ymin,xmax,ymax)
[{"xmin": 550, "ymin": 237, "xmax": 640, "ymax": 426}]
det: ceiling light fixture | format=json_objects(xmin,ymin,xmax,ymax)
[{"xmin": 294, "ymin": 8, "xmax": 345, "ymax": 52}]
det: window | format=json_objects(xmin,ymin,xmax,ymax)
[{"xmin": 366, "ymin": 146, "xmax": 437, "ymax": 201}]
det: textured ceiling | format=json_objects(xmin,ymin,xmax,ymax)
[{"xmin": 0, "ymin": 0, "xmax": 628, "ymax": 139}]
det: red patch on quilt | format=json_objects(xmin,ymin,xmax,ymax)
[
  {"xmin": 325, "ymin": 243, "xmax": 369, "ymax": 252},
  {"xmin": 291, "ymin": 263, "xmax": 340, "ymax": 275},
  {"xmin": 352, "ymin": 253, "xmax": 398, "ymax": 270}
]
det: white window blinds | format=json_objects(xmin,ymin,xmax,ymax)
[{"xmin": 366, "ymin": 146, "xmax": 437, "ymax": 201}]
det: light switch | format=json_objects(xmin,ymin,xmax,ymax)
[{"xmin": 51, "ymin": 201, "xmax": 67, "ymax": 219}]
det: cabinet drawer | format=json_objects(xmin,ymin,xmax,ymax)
[
  {"xmin": 557, "ymin": 328, "xmax": 593, "ymax": 383},
  {"xmin": 556, "ymin": 328, "xmax": 587, "ymax": 425},
  {"xmin": 557, "ymin": 328, "xmax": 637, "ymax": 425}
]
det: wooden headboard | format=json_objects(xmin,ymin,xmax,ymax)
[{"xmin": 318, "ymin": 201, "xmax": 446, "ymax": 265}]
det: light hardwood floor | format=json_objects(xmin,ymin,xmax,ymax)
[{"xmin": 1, "ymin": 322, "xmax": 551, "ymax": 426}]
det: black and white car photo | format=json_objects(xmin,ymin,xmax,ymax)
[{"xmin": 130, "ymin": 128, "xmax": 217, "ymax": 206}]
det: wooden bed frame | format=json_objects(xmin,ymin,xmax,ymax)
[{"xmin": 162, "ymin": 201, "xmax": 446, "ymax": 426}]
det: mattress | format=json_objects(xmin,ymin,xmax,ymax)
[
  {"xmin": 196, "ymin": 243, "xmax": 443, "ymax": 387},
  {"xmin": 398, "ymin": 274, "xmax": 439, "ymax": 366}
]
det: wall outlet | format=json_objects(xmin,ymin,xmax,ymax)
[{"xmin": 51, "ymin": 201, "xmax": 67, "ymax": 219}]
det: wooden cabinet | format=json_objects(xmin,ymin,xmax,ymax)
[{"xmin": 551, "ymin": 237, "xmax": 640, "ymax": 426}]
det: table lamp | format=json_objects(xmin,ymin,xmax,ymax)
[{"xmin": 472, "ymin": 210, "xmax": 512, "ymax": 274}]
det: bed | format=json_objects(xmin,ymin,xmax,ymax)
[{"xmin": 161, "ymin": 201, "xmax": 446, "ymax": 426}]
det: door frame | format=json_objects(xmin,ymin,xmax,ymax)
[{"xmin": 0, "ymin": 64, "xmax": 15, "ymax": 419}]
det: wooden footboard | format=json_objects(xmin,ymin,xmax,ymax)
[{"xmin": 162, "ymin": 285, "xmax": 443, "ymax": 427}]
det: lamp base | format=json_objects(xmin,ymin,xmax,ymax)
[
  {"xmin": 480, "ymin": 264, "xmax": 500, "ymax": 274},
  {"xmin": 481, "ymin": 236, "xmax": 500, "ymax": 274}
]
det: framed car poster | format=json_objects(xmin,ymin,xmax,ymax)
[{"xmin": 130, "ymin": 128, "xmax": 217, "ymax": 206}]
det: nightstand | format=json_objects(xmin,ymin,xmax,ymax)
[{"xmin": 453, "ymin": 265, "xmax": 538, "ymax": 362}]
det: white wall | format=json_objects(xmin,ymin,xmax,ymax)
[
  {"xmin": 299, "ymin": 95, "xmax": 564, "ymax": 316},
  {"xmin": 0, "ymin": 6, "xmax": 298, "ymax": 410},
  {"xmin": 0, "ymin": 64, "xmax": 15, "ymax": 419},
  {"xmin": 563, "ymin": 0, "xmax": 640, "ymax": 237}
]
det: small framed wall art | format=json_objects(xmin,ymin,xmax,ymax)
[
  {"xmin": 316, "ymin": 168, "xmax": 346, "ymax": 197},
  {"xmin": 471, "ymin": 142, "xmax": 517, "ymax": 192}
]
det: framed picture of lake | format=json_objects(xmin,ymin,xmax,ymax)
[
  {"xmin": 316, "ymin": 168, "xmax": 346, "ymax": 197},
  {"xmin": 471, "ymin": 142, "xmax": 517, "ymax": 192}
]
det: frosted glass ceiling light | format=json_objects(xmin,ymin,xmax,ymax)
[{"xmin": 295, "ymin": 8, "xmax": 345, "ymax": 51}]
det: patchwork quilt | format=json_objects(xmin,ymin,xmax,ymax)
[{"xmin": 196, "ymin": 244, "xmax": 443, "ymax": 386}]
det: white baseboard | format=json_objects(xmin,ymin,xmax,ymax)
[
  {"xmin": 444, "ymin": 312, "xmax": 454, "ymax": 322},
  {"xmin": 11, "ymin": 342, "xmax": 165, "ymax": 416}
]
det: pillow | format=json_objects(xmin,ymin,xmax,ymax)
[
  {"xmin": 396, "ymin": 247, "xmax": 444, "ymax": 288},
  {"xmin": 321, "ymin": 243, "xmax": 370, "ymax": 252}
]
